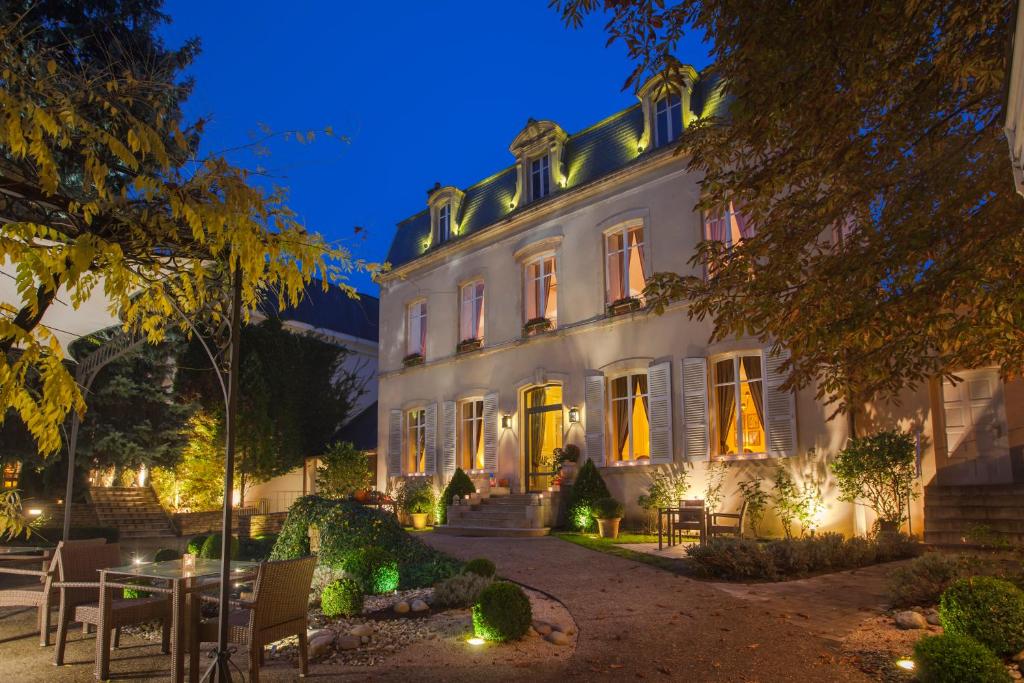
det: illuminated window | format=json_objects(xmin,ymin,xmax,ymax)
[
  {"xmin": 655, "ymin": 94, "xmax": 683, "ymax": 146},
  {"xmin": 437, "ymin": 202, "xmax": 451, "ymax": 243},
  {"xmin": 2, "ymin": 461, "xmax": 20, "ymax": 489},
  {"xmin": 530, "ymin": 155, "xmax": 551, "ymax": 200},
  {"xmin": 608, "ymin": 374, "xmax": 650, "ymax": 462},
  {"xmin": 406, "ymin": 408, "xmax": 427, "ymax": 473},
  {"xmin": 703, "ymin": 202, "xmax": 754, "ymax": 248},
  {"xmin": 407, "ymin": 300, "xmax": 427, "ymax": 356},
  {"xmin": 524, "ymin": 384, "xmax": 563, "ymax": 491},
  {"xmin": 524, "ymin": 255, "xmax": 557, "ymax": 328},
  {"xmin": 605, "ymin": 222, "xmax": 647, "ymax": 304},
  {"xmin": 459, "ymin": 280, "xmax": 485, "ymax": 342},
  {"xmin": 711, "ymin": 354, "xmax": 766, "ymax": 457},
  {"xmin": 458, "ymin": 399, "xmax": 485, "ymax": 471}
]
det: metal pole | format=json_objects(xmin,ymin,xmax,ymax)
[{"xmin": 61, "ymin": 415, "xmax": 80, "ymax": 541}]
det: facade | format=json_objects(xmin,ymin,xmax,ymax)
[
  {"xmin": 1007, "ymin": 0, "xmax": 1024, "ymax": 194},
  {"xmin": 377, "ymin": 68, "xmax": 1024, "ymax": 538}
]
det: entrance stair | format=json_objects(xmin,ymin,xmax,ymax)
[
  {"xmin": 88, "ymin": 486, "xmax": 177, "ymax": 539},
  {"xmin": 436, "ymin": 492, "xmax": 554, "ymax": 538},
  {"xmin": 924, "ymin": 483, "xmax": 1024, "ymax": 546}
]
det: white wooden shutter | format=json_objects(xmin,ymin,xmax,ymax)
[
  {"xmin": 647, "ymin": 362, "xmax": 673, "ymax": 464},
  {"xmin": 681, "ymin": 357, "xmax": 709, "ymax": 460},
  {"xmin": 387, "ymin": 409, "xmax": 403, "ymax": 476},
  {"xmin": 585, "ymin": 374, "xmax": 606, "ymax": 465},
  {"xmin": 764, "ymin": 348, "xmax": 797, "ymax": 457},
  {"xmin": 424, "ymin": 403, "xmax": 438, "ymax": 474},
  {"xmin": 442, "ymin": 400, "xmax": 457, "ymax": 479},
  {"xmin": 482, "ymin": 392, "xmax": 498, "ymax": 472}
]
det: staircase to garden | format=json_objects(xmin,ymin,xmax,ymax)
[
  {"xmin": 88, "ymin": 486, "xmax": 177, "ymax": 539},
  {"xmin": 436, "ymin": 492, "xmax": 555, "ymax": 538},
  {"xmin": 924, "ymin": 483, "xmax": 1024, "ymax": 546}
]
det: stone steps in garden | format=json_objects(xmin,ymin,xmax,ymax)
[
  {"xmin": 923, "ymin": 483, "xmax": 1024, "ymax": 546},
  {"xmin": 439, "ymin": 494, "xmax": 551, "ymax": 537},
  {"xmin": 88, "ymin": 486, "xmax": 178, "ymax": 539}
]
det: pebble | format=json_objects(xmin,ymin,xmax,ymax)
[
  {"xmin": 411, "ymin": 598, "xmax": 429, "ymax": 612},
  {"xmin": 337, "ymin": 635, "xmax": 361, "ymax": 651},
  {"xmin": 894, "ymin": 611, "xmax": 928, "ymax": 630},
  {"xmin": 308, "ymin": 633, "xmax": 335, "ymax": 658},
  {"xmin": 925, "ymin": 609, "xmax": 941, "ymax": 626},
  {"xmin": 547, "ymin": 630, "xmax": 570, "ymax": 646},
  {"xmin": 350, "ymin": 624, "xmax": 374, "ymax": 637},
  {"xmin": 393, "ymin": 601, "xmax": 410, "ymax": 614},
  {"xmin": 533, "ymin": 621, "xmax": 552, "ymax": 636}
]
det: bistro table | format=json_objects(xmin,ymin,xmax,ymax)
[
  {"xmin": 0, "ymin": 546, "xmax": 52, "ymax": 576},
  {"xmin": 96, "ymin": 558, "xmax": 260, "ymax": 682}
]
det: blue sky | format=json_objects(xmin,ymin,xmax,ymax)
[{"xmin": 160, "ymin": 1, "xmax": 712, "ymax": 294}]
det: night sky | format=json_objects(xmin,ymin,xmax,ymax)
[{"xmin": 160, "ymin": 1, "xmax": 712, "ymax": 295}]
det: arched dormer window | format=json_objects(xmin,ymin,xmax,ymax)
[
  {"xmin": 509, "ymin": 119, "xmax": 568, "ymax": 209},
  {"xmin": 426, "ymin": 182, "xmax": 465, "ymax": 247},
  {"xmin": 636, "ymin": 66, "xmax": 697, "ymax": 153}
]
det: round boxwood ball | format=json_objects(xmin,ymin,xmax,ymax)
[
  {"xmin": 153, "ymin": 548, "xmax": 181, "ymax": 562},
  {"xmin": 913, "ymin": 633, "xmax": 1011, "ymax": 683},
  {"xmin": 462, "ymin": 558, "xmax": 496, "ymax": 578},
  {"xmin": 345, "ymin": 547, "xmax": 399, "ymax": 594},
  {"xmin": 472, "ymin": 581, "xmax": 532, "ymax": 642},
  {"xmin": 940, "ymin": 576, "xmax": 1024, "ymax": 656},
  {"xmin": 199, "ymin": 533, "xmax": 240, "ymax": 561},
  {"xmin": 186, "ymin": 534, "xmax": 208, "ymax": 556},
  {"xmin": 321, "ymin": 578, "xmax": 364, "ymax": 618}
]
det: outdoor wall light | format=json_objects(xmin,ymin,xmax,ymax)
[
  {"xmin": 568, "ymin": 406, "xmax": 581, "ymax": 423},
  {"xmin": 501, "ymin": 414, "xmax": 513, "ymax": 429},
  {"xmin": 27, "ymin": 508, "xmax": 42, "ymax": 516}
]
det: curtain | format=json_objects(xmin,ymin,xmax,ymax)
[
  {"xmin": 715, "ymin": 361, "xmax": 736, "ymax": 455},
  {"xmin": 734, "ymin": 208, "xmax": 756, "ymax": 240},
  {"xmin": 741, "ymin": 356, "xmax": 765, "ymax": 432},
  {"xmin": 543, "ymin": 262, "xmax": 557, "ymax": 320},
  {"xmin": 628, "ymin": 229, "xmax": 646, "ymax": 298},
  {"xmin": 472, "ymin": 402, "xmax": 484, "ymax": 469},
  {"xmin": 528, "ymin": 389, "xmax": 544, "ymax": 476},
  {"xmin": 474, "ymin": 286, "xmax": 484, "ymax": 339},
  {"xmin": 636, "ymin": 375, "xmax": 650, "ymax": 459},
  {"xmin": 612, "ymin": 379, "xmax": 629, "ymax": 460}
]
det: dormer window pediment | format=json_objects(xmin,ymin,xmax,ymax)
[
  {"xmin": 426, "ymin": 182, "xmax": 465, "ymax": 247},
  {"xmin": 509, "ymin": 119, "xmax": 568, "ymax": 209},
  {"xmin": 636, "ymin": 66, "xmax": 698, "ymax": 153}
]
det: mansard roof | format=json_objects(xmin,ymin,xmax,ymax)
[{"xmin": 262, "ymin": 284, "xmax": 380, "ymax": 343}]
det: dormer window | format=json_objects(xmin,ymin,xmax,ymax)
[
  {"xmin": 426, "ymin": 184, "xmax": 465, "ymax": 247},
  {"xmin": 636, "ymin": 67, "xmax": 697, "ymax": 153},
  {"xmin": 655, "ymin": 94, "xmax": 684, "ymax": 146},
  {"xmin": 438, "ymin": 202, "xmax": 451, "ymax": 243},
  {"xmin": 509, "ymin": 119, "xmax": 567, "ymax": 209},
  {"xmin": 530, "ymin": 155, "xmax": 551, "ymax": 201}
]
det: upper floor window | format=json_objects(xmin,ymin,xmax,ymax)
[
  {"xmin": 524, "ymin": 255, "xmax": 558, "ymax": 328},
  {"xmin": 406, "ymin": 407, "xmax": 427, "ymax": 473},
  {"xmin": 407, "ymin": 300, "xmax": 427, "ymax": 357},
  {"xmin": 530, "ymin": 155, "xmax": 551, "ymax": 201},
  {"xmin": 460, "ymin": 280, "xmax": 485, "ymax": 342},
  {"xmin": 458, "ymin": 398, "xmax": 485, "ymax": 471},
  {"xmin": 711, "ymin": 354, "xmax": 766, "ymax": 457},
  {"xmin": 704, "ymin": 202, "xmax": 754, "ymax": 249},
  {"xmin": 437, "ymin": 203, "xmax": 451, "ymax": 243},
  {"xmin": 605, "ymin": 222, "xmax": 647, "ymax": 304},
  {"xmin": 655, "ymin": 94, "xmax": 684, "ymax": 146},
  {"xmin": 608, "ymin": 373, "xmax": 650, "ymax": 463}
]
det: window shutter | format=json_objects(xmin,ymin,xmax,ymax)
[
  {"xmin": 387, "ymin": 409, "xmax": 402, "ymax": 476},
  {"xmin": 424, "ymin": 403, "xmax": 438, "ymax": 475},
  {"xmin": 442, "ymin": 401, "xmax": 456, "ymax": 480},
  {"xmin": 647, "ymin": 362, "xmax": 673, "ymax": 464},
  {"xmin": 764, "ymin": 348, "xmax": 797, "ymax": 457},
  {"xmin": 681, "ymin": 357, "xmax": 709, "ymax": 460},
  {"xmin": 482, "ymin": 392, "xmax": 498, "ymax": 472},
  {"xmin": 585, "ymin": 374, "xmax": 606, "ymax": 466}
]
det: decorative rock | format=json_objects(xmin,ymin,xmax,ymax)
[
  {"xmin": 533, "ymin": 621, "xmax": 552, "ymax": 636},
  {"xmin": 411, "ymin": 599, "xmax": 429, "ymax": 612},
  {"xmin": 1013, "ymin": 649, "xmax": 1024, "ymax": 663},
  {"xmin": 336, "ymin": 634, "xmax": 361, "ymax": 651},
  {"xmin": 547, "ymin": 630, "xmax": 570, "ymax": 646},
  {"xmin": 894, "ymin": 611, "xmax": 928, "ymax": 630},
  {"xmin": 308, "ymin": 632, "xmax": 335, "ymax": 658},
  {"xmin": 925, "ymin": 609, "xmax": 941, "ymax": 626},
  {"xmin": 393, "ymin": 601, "xmax": 410, "ymax": 614},
  {"xmin": 360, "ymin": 635, "xmax": 369, "ymax": 644},
  {"xmin": 350, "ymin": 624, "xmax": 374, "ymax": 638}
]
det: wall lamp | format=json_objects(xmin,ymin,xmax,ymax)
[
  {"xmin": 501, "ymin": 414, "xmax": 513, "ymax": 429},
  {"xmin": 567, "ymin": 407, "xmax": 581, "ymax": 424}
]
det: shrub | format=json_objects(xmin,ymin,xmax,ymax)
[
  {"xmin": 346, "ymin": 547, "xmax": 400, "ymax": 594},
  {"xmin": 315, "ymin": 441, "xmax": 373, "ymax": 499},
  {"xmin": 153, "ymin": 548, "xmax": 180, "ymax": 562},
  {"xmin": 199, "ymin": 533, "xmax": 239, "ymax": 560},
  {"xmin": 439, "ymin": 469, "xmax": 476, "ymax": 524},
  {"xmin": 310, "ymin": 565, "xmax": 347, "ymax": 604},
  {"xmin": 472, "ymin": 581, "xmax": 532, "ymax": 642},
  {"xmin": 186, "ymin": 534, "xmax": 208, "ymax": 556},
  {"xmin": 637, "ymin": 464, "xmax": 691, "ymax": 512},
  {"xmin": 737, "ymin": 477, "xmax": 769, "ymax": 537},
  {"xmin": 462, "ymin": 558, "xmax": 496, "ymax": 578},
  {"xmin": 240, "ymin": 534, "xmax": 277, "ymax": 561},
  {"xmin": 567, "ymin": 459, "xmax": 611, "ymax": 531},
  {"xmin": 434, "ymin": 571, "xmax": 493, "ymax": 608},
  {"xmin": 320, "ymin": 578, "xmax": 364, "ymax": 618},
  {"xmin": 592, "ymin": 496, "xmax": 624, "ymax": 520},
  {"xmin": 913, "ymin": 633, "xmax": 1011, "ymax": 683},
  {"xmin": 940, "ymin": 576, "xmax": 1024, "ymax": 656},
  {"xmin": 888, "ymin": 553, "xmax": 962, "ymax": 608},
  {"xmin": 688, "ymin": 538, "xmax": 776, "ymax": 580},
  {"xmin": 831, "ymin": 429, "xmax": 918, "ymax": 528},
  {"xmin": 398, "ymin": 478, "xmax": 436, "ymax": 516}
]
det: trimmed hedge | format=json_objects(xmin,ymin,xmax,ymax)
[
  {"xmin": 472, "ymin": 581, "xmax": 532, "ymax": 642},
  {"xmin": 913, "ymin": 633, "xmax": 1011, "ymax": 683},
  {"xmin": 566, "ymin": 459, "xmax": 611, "ymax": 532},
  {"xmin": 321, "ymin": 578, "xmax": 364, "ymax": 618},
  {"xmin": 199, "ymin": 533, "xmax": 239, "ymax": 560},
  {"xmin": 439, "ymin": 469, "xmax": 476, "ymax": 525},
  {"xmin": 462, "ymin": 558, "xmax": 496, "ymax": 578},
  {"xmin": 940, "ymin": 577, "xmax": 1024, "ymax": 656},
  {"xmin": 592, "ymin": 496, "xmax": 624, "ymax": 520},
  {"xmin": 186, "ymin": 534, "xmax": 208, "ymax": 556},
  {"xmin": 346, "ymin": 547, "xmax": 400, "ymax": 594}
]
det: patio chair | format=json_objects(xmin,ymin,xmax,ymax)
[
  {"xmin": 189, "ymin": 556, "xmax": 317, "ymax": 683},
  {"xmin": 53, "ymin": 541, "xmax": 171, "ymax": 667},
  {"xmin": 674, "ymin": 499, "xmax": 707, "ymax": 545},
  {"xmin": 707, "ymin": 500, "xmax": 748, "ymax": 539}
]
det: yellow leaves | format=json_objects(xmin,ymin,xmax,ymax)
[{"xmin": 46, "ymin": 59, "xmax": 56, "ymax": 76}]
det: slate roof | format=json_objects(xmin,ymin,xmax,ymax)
[
  {"xmin": 333, "ymin": 400, "xmax": 378, "ymax": 451},
  {"xmin": 386, "ymin": 69, "xmax": 729, "ymax": 269},
  {"xmin": 262, "ymin": 284, "xmax": 379, "ymax": 343}
]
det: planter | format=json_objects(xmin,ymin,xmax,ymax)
[
  {"xmin": 877, "ymin": 519, "xmax": 900, "ymax": 539},
  {"xmin": 523, "ymin": 317, "xmax": 553, "ymax": 337},
  {"xmin": 596, "ymin": 517, "xmax": 621, "ymax": 539},
  {"xmin": 457, "ymin": 338, "xmax": 482, "ymax": 354},
  {"xmin": 354, "ymin": 489, "xmax": 370, "ymax": 503},
  {"xmin": 402, "ymin": 353, "xmax": 424, "ymax": 368},
  {"xmin": 559, "ymin": 462, "xmax": 577, "ymax": 483},
  {"xmin": 409, "ymin": 512, "xmax": 429, "ymax": 530},
  {"xmin": 607, "ymin": 296, "xmax": 642, "ymax": 317}
]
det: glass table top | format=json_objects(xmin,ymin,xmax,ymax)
[
  {"xmin": 101, "ymin": 558, "xmax": 260, "ymax": 581},
  {"xmin": 0, "ymin": 546, "xmax": 47, "ymax": 555}
]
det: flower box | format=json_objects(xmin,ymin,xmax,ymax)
[
  {"xmin": 456, "ymin": 338, "xmax": 482, "ymax": 354},
  {"xmin": 523, "ymin": 317, "xmax": 553, "ymax": 336},
  {"xmin": 402, "ymin": 353, "xmax": 424, "ymax": 367},
  {"xmin": 607, "ymin": 296, "xmax": 642, "ymax": 317}
]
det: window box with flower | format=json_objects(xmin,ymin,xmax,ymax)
[
  {"xmin": 402, "ymin": 353, "xmax": 424, "ymax": 368},
  {"xmin": 523, "ymin": 317, "xmax": 553, "ymax": 337},
  {"xmin": 457, "ymin": 338, "xmax": 482, "ymax": 354},
  {"xmin": 607, "ymin": 296, "xmax": 643, "ymax": 317}
]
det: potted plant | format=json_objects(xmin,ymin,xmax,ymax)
[
  {"xmin": 830, "ymin": 429, "xmax": 918, "ymax": 538},
  {"xmin": 399, "ymin": 478, "xmax": 436, "ymax": 530},
  {"xmin": 606, "ymin": 296, "xmax": 642, "ymax": 316},
  {"xmin": 592, "ymin": 496, "xmax": 624, "ymax": 539},
  {"xmin": 457, "ymin": 337, "xmax": 482, "ymax": 354},
  {"xmin": 523, "ymin": 317, "xmax": 552, "ymax": 336},
  {"xmin": 554, "ymin": 444, "xmax": 580, "ymax": 483},
  {"xmin": 402, "ymin": 352, "xmax": 424, "ymax": 367}
]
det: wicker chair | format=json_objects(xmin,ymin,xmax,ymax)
[
  {"xmin": 0, "ymin": 538, "xmax": 106, "ymax": 646},
  {"xmin": 708, "ymin": 500, "xmax": 748, "ymax": 539},
  {"xmin": 53, "ymin": 541, "xmax": 171, "ymax": 668},
  {"xmin": 189, "ymin": 556, "xmax": 317, "ymax": 683}
]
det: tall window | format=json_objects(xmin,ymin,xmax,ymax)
[
  {"xmin": 530, "ymin": 155, "xmax": 551, "ymax": 200},
  {"xmin": 605, "ymin": 223, "xmax": 647, "ymax": 304},
  {"xmin": 460, "ymin": 280, "xmax": 485, "ymax": 342},
  {"xmin": 712, "ymin": 354, "xmax": 766, "ymax": 457},
  {"xmin": 655, "ymin": 94, "xmax": 683, "ymax": 146},
  {"xmin": 458, "ymin": 399, "xmax": 485, "ymax": 471},
  {"xmin": 703, "ymin": 202, "xmax": 754, "ymax": 248},
  {"xmin": 407, "ymin": 300, "xmax": 427, "ymax": 356},
  {"xmin": 608, "ymin": 374, "xmax": 650, "ymax": 462},
  {"xmin": 437, "ymin": 202, "xmax": 451, "ymax": 243},
  {"xmin": 524, "ymin": 384, "xmax": 563, "ymax": 491},
  {"xmin": 524, "ymin": 255, "xmax": 558, "ymax": 327},
  {"xmin": 406, "ymin": 408, "xmax": 427, "ymax": 473}
]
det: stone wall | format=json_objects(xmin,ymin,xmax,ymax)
[{"xmin": 172, "ymin": 510, "xmax": 288, "ymax": 539}]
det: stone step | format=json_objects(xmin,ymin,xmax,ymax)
[
  {"xmin": 925, "ymin": 505, "xmax": 1024, "ymax": 520},
  {"xmin": 434, "ymin": 525, "xmax": 550, "ymax": 538},
  {"xmin": 925, "ymin": 518, "xmax": 1024, "ymax": 533},
  {"xmin": 448, "ymin": 516, "xmax": 533, "ymax": 529},
  {"xmin": 925, "ymin": 530, "xmax": 1024, "ymax": 546},
  {"xmin": 925, "ymin": 494, "xmax": 1024, "ymax": 508},
  {"xmin": 925, "ymin": 484, "xmax": 1024, "ymax": 497}
]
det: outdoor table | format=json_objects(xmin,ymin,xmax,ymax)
[
  {"xmin": 96, "ymin": 558, "xmax": 260, "ymax": 682},
  {"xmin": 0, "ymin": 546, "xmax": 51, "ymax": 577}
]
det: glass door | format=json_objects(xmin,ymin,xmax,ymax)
[{"xmin": 524, "ymin": 384, "xmax": 563, "ymax": 492}]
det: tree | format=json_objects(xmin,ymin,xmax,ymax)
[
  {"xmin": 150, "ymin": 410, "xmax": 224, "ymax": 512},
  {"xmin": 315, "ymin": 441, "xmax": 373, "ymax": 499},
  {"xmin": 831, "ymin": 429, "xmax": 918, "ymax": 527},
  {"xmin": 557, "ymin": 0, "xmax": 1024, "ymax": 420}
]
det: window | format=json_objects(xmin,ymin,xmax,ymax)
[
  {"xmin": 605, "ymin": 223, "xmax": 647, "ymax": 304},
  {"xmin": 458, "ymin": 399, "xmax": 485, "ymax": 471},
  {"xmin": 437, "ymin": 202, "xmax": 451, "ymax": 243},
  {"xmin": 530, "ymin": 155, "xmax": 551, "ymax": 200},
  {"xmin": 524, "ymin": 384, "xmax": 563, "ymax": 491},
  {"xmin": 459, "ymin": 280, "xmax": 485, "ymax": 342},
  {"xmin": 406, "ymin": 408, "xmax": 427, "ymax": 473},
  {"xmin": 703, "ymin": 202, "xmax": 754, "ymax": 248},
  {"xmin": 524, "ymin": 255, "xmax": 558, "ymax": 327},
  {"xmin": 711, "ymin": 354, "xmax": 766, "ymax": 457},
  {"xmin": 608, "ymin": 373, "xmax": 650, "ymax": 462},
  {"xmin": 655, "ymin": 94, "xmax": 683, "ymax": 146},
  {"xmin": 406, "ymin": 300, "xmax": 427, "ymax": 357}
]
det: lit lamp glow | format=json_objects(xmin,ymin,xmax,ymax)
[
  {"xmin": 27, "ymin": 508, "xmax": 42, "ymax": 516},
  {"xmin": 501, "ymin": 415, "xmax": 512, "ymax": 429},
  {"xmin": 567, "ymin": 407, "xmax": 580, "ymax": 423},
  {"xmin": 467, "ymin": 637, "xmax": 485, "ymax": 646},
  {"xmin": 896, "ymin": 659, "xmax": 915, "ymax": 671}
]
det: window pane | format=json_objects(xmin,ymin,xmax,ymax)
[
  {"xmin": 543, "ymin": 258, "xmax": 557, "ymax": 322},
  {"xmin": 525, "ymin": 263, "xmax": 539, "ymax": 320},
  {"xmin": 715, "ymin": 384, "xmax": 737, "ymax": 455},
  {"xmin": 714, "ymin": 359, "xmax": 735, "ymax": 385},
  {"xmin": 656, "ymin": 109, "xmax": 669, "ymax": 146},
  {"xmin": 627, "ymin": 228, "xmax": 646, "ymax": 298}
]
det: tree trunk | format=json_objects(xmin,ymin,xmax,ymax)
[{"xmin": 0, "ymin": 282, "xmax": 59, "ymax": 354}]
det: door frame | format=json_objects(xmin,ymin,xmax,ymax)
[{"xmin": 519, "ymin": 382, "xmax": 564, "ymax": 493}]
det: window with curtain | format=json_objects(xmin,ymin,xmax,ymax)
[
  {"xmin": 711, "ymin": 354, "xmax": 766, "ymax": 457},
  {"xmin": 406, "ymin": 300, "xmax": 427, "ymax": 356},
  {"xmin": 608, "ymin": 373, "xmax": 651, "ymax": 462},
  {"xmin": 406, "ymin": 408, "xmax": 427, "ymax": 473},
  {"xmin": 605, "ymin": 223, "xmax": 647, "ymax": 304},
  {"xmin": 459, "ymin": 280, "xmax": 485, "ymax": 342},
  {"xmin": 437, "ymin": 202, "xmax": 451, "ymax": 243},
  {"xmin": 524, "ymin": 255, "xmax": 558, "ymax": 327},
  {"xmin": 458, "ymin": 399, "xmax": 485, "ymax": 471},
  {"xmin": 530, "ymin": 155, "xmax": 551, "ymax": 200},
  {"xmin": 703, "ymin": 202, "xmax": 755, "ymax": 248},
  {"xmin": 655, "ymin": 93, "xmax": 683, "ymax": 146}
]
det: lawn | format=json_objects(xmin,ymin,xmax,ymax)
[{"xmin": 553, "ymin": 531, "xmax": 698, "ymax": 575}]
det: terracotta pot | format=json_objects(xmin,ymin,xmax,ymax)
[
  {"xmin": 354, "ymin": 490, "xmax": 370, "ymax": 503},
  {"xmin": 597, "ymin": 517, "xmax": 621, "ymax": 539},
  {"xmin": 877, "ymin": 519, "xmax": 900, "ymax": 539},
  {"xmin": 410, "ymin": 512, "xmax": 429, "ymax": 530}
]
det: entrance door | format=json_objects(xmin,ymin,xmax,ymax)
[
  {"xmin": 940, "ymin": 369, "xmax": 1012, "ymax": 484},
  {"xmin": 523, "ymin": 384, "xmax": 563, "ymax": 492}
]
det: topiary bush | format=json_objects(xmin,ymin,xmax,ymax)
[
  {"xmin": 940, "ymin": 576, "xmax": 1024, "ymax": 656},
  {"xmin": 320, "ymin": 578, "xmax": 364, "ymax": 618},
  {"xmin": 153, "ymin": 548, "xmax": 181, "ymax": 562},
  {"xmin": 439, "ymin": 468, "xmax": 476, "ymax": 525},
  {"xmin": 888, "ymin": 553, "xmax": 963, "ymax": 608},
  {"xmin": 433, "ymin": 571, "xmax": 493, "ymax": 608},
  {"xmin": 345, "ymin": 547, "xmax": 400, "ymax": 594},
  {"xmin": 472, "ymin": 581, "xmax": 532, "ymax": 642},
  {"xmin": 199, "ymin": 533, "xmax": 239, "ymax": 560},
  {"xmin": 592, "ymin": 496, "xmax": 624, "ymax": 520},
  {"xmin": 913, "ymin": 633, "xmax": 1011, "ymax": 683},
  {"xmin": 462, "ymin": 557, "xmax": 496, "ymax": 578},
  {"xmin": 567, "ymin": 459, "xmax": 611, "ymax": 531},
  {"xmin": 186, "ymin": 534, "xmax": 208, "ymax": 556}
]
